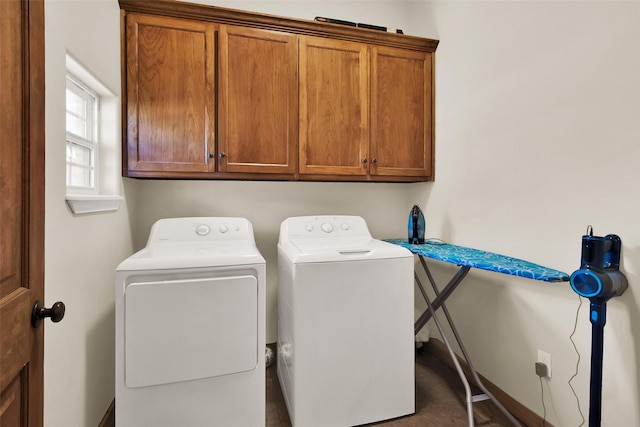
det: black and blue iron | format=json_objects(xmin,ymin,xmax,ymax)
[
  {"xmin": 408, "ymin": 205, "xmax": 425, "ymax": 244},
  {"xmin": 569, "ymin": 226, "xmax": 628, "ymax": 427}
]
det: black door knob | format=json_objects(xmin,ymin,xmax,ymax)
[{"xmin": 31, "ymin": 300, "xmax": 66, "ymax": 328}]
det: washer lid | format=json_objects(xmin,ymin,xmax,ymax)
[
  {"xmin": 117, "ymin": 241, "xmax": 265, "ymax": 271},
  {"xmin": 283, "ymin": 237, "xmax": 412, "ymax": 263}
]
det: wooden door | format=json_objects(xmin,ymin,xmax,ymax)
[
  {"xmin": 299, "ymin": 36, "xmax": 369, "ymax": 177},
  {"xmin": 124, "ymin": 13, "xmax": 216, "ymax": 177},
  {"xmin": 218, "ymin": 25, "xmax": 298, "ymax": 176},
  {"xmin": 370, "ymin": 46, "xmax": 433, "ymax": 179},
  {"xmin": 0, "ymin": 0, "xmax": 46, "ymax": 425}
]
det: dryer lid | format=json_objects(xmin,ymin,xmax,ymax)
[
  {"xmin": 117, "ymin": 241, "xmax": 265, "ymax": 271},
  {"xmin": 117, "ymin": 217, "xmax": 265, "ymax": 271}
]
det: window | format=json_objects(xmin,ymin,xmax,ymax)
[
  {"xmin": 64, "ymin": 54, "xmax": 123, "ymax": 214},
  {"xmin": 66, "ymin": 74, "xmax": 99, "ymax": 194}
]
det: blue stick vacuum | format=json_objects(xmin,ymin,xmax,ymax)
[{"xmin": 569, "ymin": 227, "xmax": 628, "ymax": 427}]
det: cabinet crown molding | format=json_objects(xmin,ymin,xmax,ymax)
[{"xmin": 118, "ymin": 0, "xmax": 439, "ymax": 52}]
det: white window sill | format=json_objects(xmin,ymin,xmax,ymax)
[{"xmin": 65, "ymin": 194, "xmax": 124, "ymax": 214}]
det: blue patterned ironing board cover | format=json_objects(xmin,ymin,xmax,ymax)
[{"xmin": 385, "ymin": 239, "xmax": 569, "ymax": 282}]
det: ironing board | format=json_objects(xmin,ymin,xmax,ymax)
[{"xmin": 385, "ymin": 239, "xmax": 569, "ymax": 427}]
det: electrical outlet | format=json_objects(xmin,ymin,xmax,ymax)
[
  {"xmin": 537, "ymin": 350, "xmax": 551, "ymax": 378},
  {"xmin": 535, "ymin": 362, "xmax": 548, "ymax": 377}
]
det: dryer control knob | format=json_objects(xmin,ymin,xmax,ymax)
[
  {"xmin": 341, "ymin": 223, "xmax": 349, "ymax": 231},
  {"xmin": 305, "ymin": 224, "xmax": 314, "ymax": 232},
  {"xmin": 219, "ymin": 225, "xmax": 229, "ymax": 234},
  {"xmin": 321, "ymin": 222, "xmax": 334, "ymax": 233},
  {"xmin": 196, "ymin": 224, "xmax": 210, "ymax": 236}
]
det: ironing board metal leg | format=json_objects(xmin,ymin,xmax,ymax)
[
  {"xmin": 415, "ymin": 272, "xmax": 475, "ymax": 427},
  {"xmin": 414, "ymin": 263, "xmax": 469, "ymax": 335},
  {"xmin": 415, "ymin": 258, "xmax": 523, "ymax": 427}
]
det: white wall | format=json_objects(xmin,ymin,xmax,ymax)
[
  {"xmin": 410, "ymin": 1, "xmax": 640, "ymax": 426},
  {"xmin": 195, "ymin": 0, "xmax": 413, "ymax": 28},
  {"xmin": 44, "ymin": 1, "xmax": 135, "ymax": 426}
]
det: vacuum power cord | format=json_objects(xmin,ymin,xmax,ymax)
[{"xmin": 568, "ymin": 294, "xmax": 586, "ymax": 427}]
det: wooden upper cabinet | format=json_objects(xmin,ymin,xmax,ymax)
[
  {"xmin": 299, "ymin": 37, "xmax": 369, "ymax": 176},
  {"xmin": 300, "ymin": 39, "xmax": 434, "ymax": 181},
  {"xmin": 119, "ymin": 0, "xmax": 439, "ymax": 181},
  {"xmin": 218, "ymin": 26, "xmax": 298, "ymax": 175},
  {"xmin": 370, "ymin": 47, "xmax": 433, "ymax": 178},
  {"xmin": 124, "ymin": 13, "xmax": 215, "ymax": 176}
]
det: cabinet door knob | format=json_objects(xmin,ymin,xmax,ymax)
[
  {"xmin": 207, "ymin": 153, "xmax": 214, "ymax": 159},
  {"xmin": 219, "ymin": 152, "xmax": 226, "ymax": 158},
  {"xmin": 362, "ymin": 158, "xmax": 368, "ymax": 163},
  {"xmin": 372, "ymin": 158, "xmax": 378, "ymax": 164}
]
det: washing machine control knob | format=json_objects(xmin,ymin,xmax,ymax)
[
  {"xmin": 321, "ymin": 222, "xmax": 334, "ymax": 233},
  {"xmin": 196, "ymin": 224, "xmax": 210, "ymax": 236},
  {"xmin": 219, "ymin": 225, "xmax": 229, "ymax": 234},
  {"xmin": 341, "ymin": 223, "xmax": 349, "ymax": 231},
  {"xmin": 305, "ymin": 224, "xmax": 313, "ymax": 232}
]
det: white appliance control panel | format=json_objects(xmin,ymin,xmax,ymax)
[
  {"xmin": 280, "ymin": 216, "xmax": 372, "ymax": 241},
  {"xmin": 147, "ymin": 217, "xmax": 256, "ymax": 245}
]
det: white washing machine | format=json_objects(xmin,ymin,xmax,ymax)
[
  {"xmin": 116, "ymin": 217, "xmax": 265, "ymax": 427},
  {"xmin": 277, "ymin": 215, "xmax": 415, "ymax": 427}
]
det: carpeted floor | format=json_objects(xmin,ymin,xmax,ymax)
[{"xmin": 266, "ymin": 345, "xmax": 515, "ymax": 427}]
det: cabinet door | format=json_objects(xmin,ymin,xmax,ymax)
[
  {"xmin": 125, "ymin": 14, "xmax": 215, "ymax": 176},
  {"xmin": 218, "ymin": 26, "xmax": 297, "ymax": 175},
  {"xmin": 299, "ymin": 37, "xmax": 369, "ymax": 176},
  {"xmin": 370, "ymin": 46, "xmax": 433, "ymax": 179}
]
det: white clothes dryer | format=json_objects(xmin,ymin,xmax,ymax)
[
  {"xmin": 116, "ymin": 217, "xmax": 265, "ymax": 427},
  {"xmin": 277, "ymin": 215, "xmax": 414, "ymax": 427}
]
